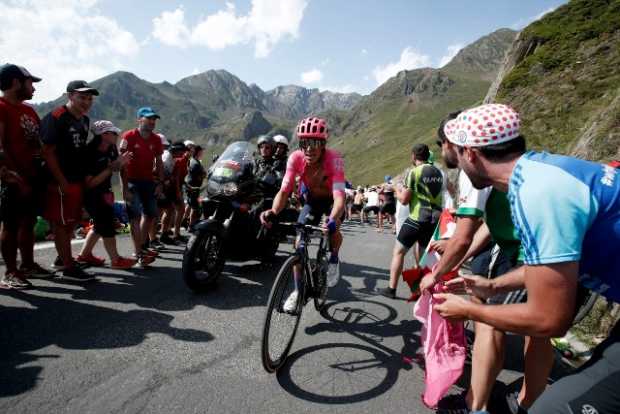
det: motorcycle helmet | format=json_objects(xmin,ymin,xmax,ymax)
[
  {"xmin": 257, "ymin": 135, "xmax": 274, "ymax": 148},
  {"xmin": 273, "ymin": 134, "xmax": 289, "ymax": 147}
]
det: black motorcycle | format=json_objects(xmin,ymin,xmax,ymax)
[{"xmin": 182, "ymin": 141, "xmax": 283, "ymax": 292}]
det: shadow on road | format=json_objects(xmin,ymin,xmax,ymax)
[
  {"xmin": 275, "ymin": 297, "xmax": 422, "ymax": 404},
  {"xmin": 0, "ymin": 282, "xmax": 214, "ymax": 398}
]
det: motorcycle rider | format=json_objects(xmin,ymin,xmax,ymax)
[
  {"xmin": 261, "ymin": 117, "xmax": 346, "ymax": 312},
  {"xmin": 273, "ymin": 134, "xmax": 289, "ymax": 173},
  {"xmin": 253, "ymin": 135, "xmax": 276, "ymax": 178}
]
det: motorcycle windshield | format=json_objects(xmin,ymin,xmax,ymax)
[{"xmin": 209, "ymin": 141, "xmax": 254, "ymax": 184}]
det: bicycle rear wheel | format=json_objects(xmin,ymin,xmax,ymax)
[{"xmin": 261, "ymin": 254, "xmax": 305, "ymax": 372}]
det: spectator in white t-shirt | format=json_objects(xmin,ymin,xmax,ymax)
[{"xmin": 362, "ymin": 187, "xmax": 380, "ymax": 224}]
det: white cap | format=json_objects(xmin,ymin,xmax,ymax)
[
  {"xmin": 184, "ymin": 140, "xmax": 196, "ymax": 147},
  {"xmin": 91, "ymin": 120, "xmax": 121, "ymax": 135}
]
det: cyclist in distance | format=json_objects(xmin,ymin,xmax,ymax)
[{"xmin": 261, "ymin": 116, "xmax": 346, "ymax": 312}]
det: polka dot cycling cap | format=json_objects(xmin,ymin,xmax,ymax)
[{"xmin": 443, "ymin": 103, "xmax": 521, "ymax": 147}]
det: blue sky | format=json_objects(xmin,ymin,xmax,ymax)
[{"xmin": 0, "ymin": 0, "xmax": 566, "ymax": 102}]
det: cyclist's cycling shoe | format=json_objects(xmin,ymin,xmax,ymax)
[
  {"xmin": 283, "ymin": 290, "xmax": 299, "ymax": 313},
  {"xmin": 326, "ymin": 256, "xmax": 340, "ymax": 287}
]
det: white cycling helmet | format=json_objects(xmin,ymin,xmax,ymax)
[
  {"xmin": 183, "ymin": 139, "xmax": 196, "ymax": 147},
  {"xmin": 273, "ymin": 134, "xmax": 288, "ymax": 146}
]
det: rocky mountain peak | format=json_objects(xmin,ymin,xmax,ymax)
[{"xmin": 443, "ymin": 28, "xmax": 518, "ymax": 80}]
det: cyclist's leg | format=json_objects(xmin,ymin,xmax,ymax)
[
  {"xmin": 293, "ymin": 201, "xmax": 325, "ymax": 288},
  {"xmin": 327, "ymin": 205, "xmax": 345, "ymax": 257}
]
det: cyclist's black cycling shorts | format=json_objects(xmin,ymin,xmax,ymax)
[
  {"xmin": 298, "ymin": 199, "xmax": 332, "ymax": 226},
  {"xmin": 530, "ymin": 320, "xmax": 620, "ymax": 414}
]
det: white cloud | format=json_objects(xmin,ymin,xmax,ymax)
[
  {"xmin": 152, "ymin": 8, "xmax": 192, "ymax": 48},
  {"xmin": 361, "ymin": 49, "xmax": 368, "ymax": 55},
  {"xmin": 511, "ymin": 5, "xmax": 559, "ymax": 29},
  {"xmin": 0, "ymin": 0, "xmax": 140, "ymax": 103},
  {"xmin": 438, "ymin": 43, "xmax": 464, "ymax": 67},
  {"xmin": 372, "ymin": 47, "xmax": 431, "ymax": 85},
  {"xmin": 301, "ymin": 69, "xmax": 323, "ymax": 84},
  {"xmin": 152, "ymin": 0, "xmax": 308, "ymax": 58}
]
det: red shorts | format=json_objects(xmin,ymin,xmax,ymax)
[{"xmin": 44, "ymin": 183, "xmax": 83, "ymax": 226}]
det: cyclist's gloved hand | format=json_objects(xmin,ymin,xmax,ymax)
[
  {"xmin": 326, "ymin": 217, "xmax": 338, "ymax": 234},
  {"xmin": 260, "ymin": 209, "xmax": 276, "ymax": 228}
]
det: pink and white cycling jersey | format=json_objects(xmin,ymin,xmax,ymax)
[{"xmin": 280, "ymin": 149, "xmax": 346, "ymax": 199}]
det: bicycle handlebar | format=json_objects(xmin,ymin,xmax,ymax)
[{"xmin": 277, "ymin": 221, "xmax": 327, "ymax": 235}]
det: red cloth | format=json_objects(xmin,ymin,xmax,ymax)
[
  {"xmin": 119, "ymin": 129, "xmax": 163, "ymax": 181},
  {"xmin": 0, "ymin": 98, "xmax": 41, "ymax": 178}
]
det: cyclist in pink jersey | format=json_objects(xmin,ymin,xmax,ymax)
[{"xmin": 261, "ymin": 117, "xmax": 346, "ymax": 311}]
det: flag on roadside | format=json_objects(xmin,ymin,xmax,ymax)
[{"xmin": 402, "ymin": 209, "xmax": 457, "ymax": 301}]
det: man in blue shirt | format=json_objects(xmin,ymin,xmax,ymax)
[{"xmin": 433, "ymin": 103, "xmax": 620, "ymax": 413}]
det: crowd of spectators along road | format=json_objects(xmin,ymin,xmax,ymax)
[
  {"xmin": 361, "ymin": 100, "xmax": 620, "ymax": 413},
  {"xmin": 2, "ymin": 63, "xmax": 620, "ymax": 414},
  {"xmin": 0, "ymin": 64, "xmax": 207, "ymax": 287}
]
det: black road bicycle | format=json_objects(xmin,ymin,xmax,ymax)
[{"xmin": 261, "ymin": 221, "xmax": 331, "ymax": 373}]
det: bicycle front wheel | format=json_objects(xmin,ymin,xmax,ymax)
[
  {"xmin": 261, "ymin": 254, "xmax": 305, "ymax": 372},
  {"xmin": 313, "ymin": 250, "xmax": 329, "ymax": 312}
]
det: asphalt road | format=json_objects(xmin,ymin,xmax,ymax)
[{"xmin": 0, "ymin": 220, "xmax": 568, "ymax": 414}]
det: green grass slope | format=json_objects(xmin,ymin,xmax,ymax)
[
  {"xmin": 334, "ymin": 71, "xmax": 491, "ymax": 185},
  {"xmin": 496, "ymin": 0, "xmax": 620, "ymax": 161}
]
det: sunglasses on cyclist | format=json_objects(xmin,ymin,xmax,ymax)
[
  {"xmin": 299, "ymin": 139, "xmax": 325, "ymax": 150},
  {"xmin": 436, "ymin": 139, "xmax": 444, "ymax": 148}
]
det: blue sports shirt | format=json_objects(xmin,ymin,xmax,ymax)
[{"xmin": 508, "ymin": 151, "xmax": 620, "ymax": 303}]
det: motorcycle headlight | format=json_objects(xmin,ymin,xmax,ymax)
[
  {"xmin": 207, "ymin": 181, "xmax": 221, "ymax": 195},
  {"xmin": 222, "ymin": 182, "xmax": 238, "ymax": 196}
]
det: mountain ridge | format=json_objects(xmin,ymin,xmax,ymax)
[{"xmin": 33, "ymin": 27, "xmax": 518, "ymax": 183}]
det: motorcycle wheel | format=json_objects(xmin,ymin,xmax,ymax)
[{"xmin": 182, "ymin": 229, "xmax": 225, "ymax": 292}]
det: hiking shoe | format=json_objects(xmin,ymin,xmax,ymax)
[
  {"xmin": 377, "ymin": 287, "xmax": 396, "ymax": 299},
  {"xmin": 20, "ymin": 262, "xmax": 54, "ymax": 278},
  {"xmin": 111, "ymin": 256, "xmax": 137, "ymax": 269},
  {"xmin": 283, "ymin": 290, "xmax": 299, "ymax": 313},
  {"xmin": 1, "ymin": 271, "xmax": 32, "ymax": 289},
  {"xmin": 61, "ymin": 266, "xmax": 96, "ymax": 282},
  {"xmin": 326, "ymin": 256, "xmax": 340, "ymax": 287},
  {"xmin": 76, "ymin": 253, "xmax": 105, "ymax": 267},
  {"xmin": 160, "ymin": 234, "xmax": 177, "ymax": 245}
]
